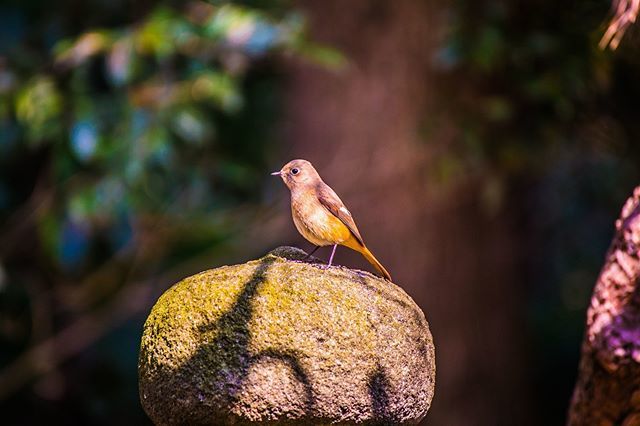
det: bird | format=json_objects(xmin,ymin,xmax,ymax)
[{"xmin": 271, "ymin": 159, "xmax": 392, "ymax": 281}]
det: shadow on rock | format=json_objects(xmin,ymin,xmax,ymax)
[{"xmin": 368, "ymin": 363, "xmax": 392, "ymax": 425}]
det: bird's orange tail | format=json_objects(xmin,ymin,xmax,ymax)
[
  {"xmin": 341, "ymin": 235, "xmax": 392, "ymax": 281},
  {"xmin": 359, "ymin": 245, "xmax": 392, "ymax": 281}
]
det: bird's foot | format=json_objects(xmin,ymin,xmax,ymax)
[{"xmin": 314, "ymin": 263, "xmax": 331, "ymax": 271}]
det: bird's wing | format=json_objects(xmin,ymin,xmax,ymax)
[{"xmin": 316, "ymin": 182, "xmax": 364, "ymax": 246}]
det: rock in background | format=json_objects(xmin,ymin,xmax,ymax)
[{"xmin": 138, "ymin": 247, "xmax": 435, "ymax": 425}]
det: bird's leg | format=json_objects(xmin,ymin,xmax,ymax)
[
  {"xmin": 327, "ymin": 244, "xmax": 338, "ymax": 268},
  {"xmin": 303, "ymin": 245, "xmax": 320, "ymax": 260}
]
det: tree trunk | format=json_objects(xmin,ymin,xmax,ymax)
[
  {"xmin": 568, "ymin": 186, "xmax": 640, "ymax": 426},
  {"xmin": 281, "ymin": 1, "xmax": 534, "ymax": 424}
]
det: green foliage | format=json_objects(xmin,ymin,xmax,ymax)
[
  {"xmin": 0, "ymin": 1, "xmax": 341, "ymax": 423},
  {"xmin": 0, "ymin": 1, "xmax": 332, "ymax": 270},
  {"xmin": 16, "ymin": 76, "xmax": 64, "ymax": 143}
]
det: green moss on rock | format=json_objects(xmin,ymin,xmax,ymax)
[{"xmin": 139, "ymin": 247, "xmax": 435, "ymax": 425}]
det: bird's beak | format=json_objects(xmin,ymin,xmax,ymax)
[{"xmin": 271, "ymin": 171, "xmax": 281, "ymax": 176}]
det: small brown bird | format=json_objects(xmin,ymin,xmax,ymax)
[{"xmin": 272, "ymin": 159, "xmax": 392, "ymax": 281}]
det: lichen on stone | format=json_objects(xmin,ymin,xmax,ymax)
[{"xmin": 138, "ymin": 246, "xmax": 435, "ymax": 425}]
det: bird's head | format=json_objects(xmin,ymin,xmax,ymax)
[{"xmin": 271, "ymin": 159, "xmax": 320, "ymax": 190}]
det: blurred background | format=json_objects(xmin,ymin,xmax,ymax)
[{"xmin": 1, "ymin": 0, "xmax": 639, "ymax": 424}]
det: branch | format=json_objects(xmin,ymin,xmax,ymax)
[{"xmin": 600, "ymin": 0, "xmax": 640, "ymax": 50}]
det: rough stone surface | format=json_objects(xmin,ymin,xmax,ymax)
[{"xmin": 138, "ymin": 246, "xmax": 435, "ymax": 425}]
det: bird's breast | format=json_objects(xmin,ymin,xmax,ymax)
[{"xmin": 290, "ymin": 192, "xmax": 351, "ymax": 246}]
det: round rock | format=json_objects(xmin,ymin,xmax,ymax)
[{"xmin": 138, "ymin": 246, "xmax": 435, "ymax": 425}]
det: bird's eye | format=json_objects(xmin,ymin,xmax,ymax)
[{"xmin": 291, "ymin": 168, "xmax": 299, "ymax": 175}]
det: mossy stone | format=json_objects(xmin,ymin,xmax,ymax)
[{"xmin": 138, "ymin": 246, "xmax": 435, "ymax": 425}]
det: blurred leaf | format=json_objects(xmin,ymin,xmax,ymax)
[
  {"xmin": 70, "ymin": 119, "xmax": 100, "ymax": 162},
  {"xmin": 107, "ymin": 35, "xmax": 135, "ymax": 86},
  {"xmin": 294, "ymin": 40, "xmax": 347, "ymax": 70},
  {"xmin": 471, "ymin": 27, "xmax": 505, "ymax": 71},
  {"xmin": 171, "ymin": 107, "xmax": 214, "ymax": 144},
  {"xmin": 135, "ymin": 8, "xmax": 182, "ymax": 58},
  {"xmin": 190, "ymin": 71, "xmax": 242, "ymax": 111},
  {"xmin": 15, "ymin": 76, "xmax": 62, "ymax": 144},
  {"xmin": 55, "ymin": 31, "xmax": 111, "ymax": 67}
]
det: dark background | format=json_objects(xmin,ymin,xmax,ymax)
[{"xmin": 1, "ymin": 0, "xmax": 639, "ymax": 424}]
